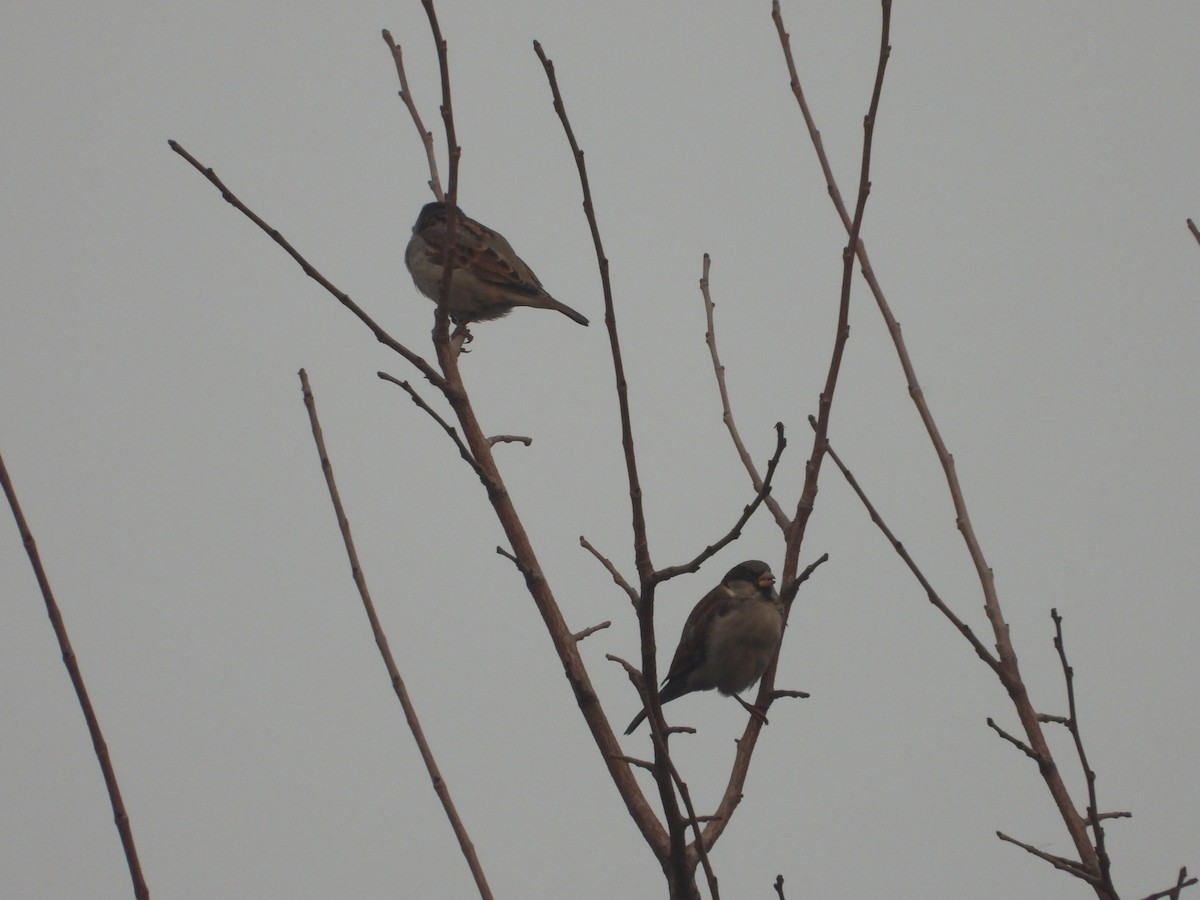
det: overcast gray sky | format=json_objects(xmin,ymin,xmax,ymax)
[{"xmin": 3, "ymin": 2, "xmax": 1198, "ymax": 898}]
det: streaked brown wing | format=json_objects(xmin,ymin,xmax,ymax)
[{"xmin": 664, "ymin": 583, "xmax": 737, "ymax": 682}]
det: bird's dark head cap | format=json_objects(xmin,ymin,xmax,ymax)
[
  {"xmin": 724, "ymin": 559, "xmax": 774, "ymax": 588},
  {"xmin": 414, "ymin": 200, "xmax": 465, "ymax": 232}
]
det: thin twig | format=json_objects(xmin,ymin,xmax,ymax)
[
  {"xmin": 0, "ymin": 449, "xmax": 149, "ymax": 898},
  {"xmin": 533, "ymin": 40, "xmax": 650, "ymax": 579},
  {"xmin": 781, "ymin": 0, "xmax": 891, "ymax": 571},
  {"xmin": 996, "ymin": 831, "xmax": 1099, "ymax": 884},
  {"xmin": 299, "ymin": 369, "xmax": 494, "ymax": 900},
  {"xmin": 420, "ymin": 0, "xmax": 458, "ymax": 204},
  {"xmin": 1187, "ymin": 219, "xmax": 1200, "ymax": 247},
  {"xmin": 168, "ymin": 140, "xmax": 445, "ymax": 392},
  {"xmin": 1140, "ymin": 867, "xmax": 1197, "ymax": 900},
  {"xmin": 769, "ymin": 689, "xmax": 811, "ymax": 701},
  {"xmin": 666, "ymin": 760, "xmax": 720, "ymax": 900},
  {"xmin": 1038, "ymin": 713, "xmax": 1071, "ymax": 726},
  {"xmin": 488, "ymin": 434, "xmax": 532, "ymax": 447},
  {"xmin": 986, "ymin": 717, "xmax": 1040, "ymax": 762},
  {"xmin": 572, "ymin": 621, "xmax": 611, "ymax": 642},
  {"xmin": 817, "ymin": 416, "xmax": 1000, "ymax": 673},
  {"xmin": 377, "ymin": 371, "xmax": 484, "ymax": 477},
  {"xmin": 654, "ymin": 423, "xmax": 787, "ymax": 584},
  {"xmin": 580, "ymin": 536, "xmax": 639, "ymax": 606},
  {"xmin": 1053, "ymin": 609, "xmax": 1116, "ymax": 895},
  {"xmin": 381, "ymin": 29, "xmax": 443, "ymax": 200},
  {"xmin": 774, "ymin": 874, "xmax": 786, "ymax": 899},
  {"xmin": 700, "ymin": 253, "xmax": 790, "ymax": 530}
]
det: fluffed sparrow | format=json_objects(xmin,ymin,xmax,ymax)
[
  {"xmin": 624, "ymin": 560, "xmax": 784, "ymax": 735},
  {"xmin": 404, "ymin": 201, "xmax": 589, "ymax": 326}
]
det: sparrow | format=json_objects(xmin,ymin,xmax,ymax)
[
  {"xmin": 404, "ymin": 201, "xmax": 589, "ymax": 326},
  {"xmin": 624, "ymin": 560, "xmax": 784, "ymax": 735}
]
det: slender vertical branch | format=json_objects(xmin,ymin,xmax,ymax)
[
  {"xmin": 700, "ymin": 253, "xmax": 791, "ymax": 531},
  {"xmin": 420, "ymin": 0, "xmax": 459, "ymax": 205},
  {"xmin": 298, "ymin": 370, "xmax": 494, "ymax": 900},
  {"xmin": 381, "ymin": 30, "xmax": 443, "ymax": 201},
  {"xmin": 705, "ymin": 0, "xmax": 894, "ymax": 856},
  {"xmin": 534, "ymin": 39, "xmax": 705, "ymax": 895},
  {"xmin": 1053, "ymin": 610, "xmax": 1116, "ymax": 897},
  {"xmin": 0, "ymin": 448, "xmax": 149, "ymax": 900},
  {"xmin": 532, "ymin": 41, "xmax": 651, "ymax": 582},
  {"xmin": 773, "ymin": 0, "xmax": 1102, "ymax": 885}
]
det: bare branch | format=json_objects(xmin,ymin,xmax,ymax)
[
  {"xmin": 1140, "ymin": 867, "xmax": 1197, "ymax": 900},
  {"xmin": 785, "ymin": 552, "xmax": 829, "ymax": 597},
  {"xmin": 168, "ymin": 140, "xmax": 445, "ymax": 391},
  {"xmin": 816, "ymin": 416, "xmax": 1000, "ymax": 672},
  {"xmin": 488, "ymin": 434, "xmax": 533, "ymax": 447},
  {"xmin": 298, "ymin": 369, "xmax": 494, "ymax": 900},
  {"xmin": 380, "ymin": 29, "xmax": 443, "ymax": 200},
  {"xmin": 495, "ymin": 545, "xmax": 522, "ymax": 569},
  {"xmin": 533, "ymin": 40, "xmax": 651, "ymax": 582},
  {"xmin": 1038, "ymin": 713, "xmax": 1071, "ymax": 726},
  {"xmin": 705, "ymin": 7, "xmax": 897, "ymax": 856},
  {"xmin": 666, "ymin": 760, "xmax": 720, "ymax": 900},
  {"xmin": 701, "ymin": 253, "xmax": 790, "ymax": 530},
  {"xmin": 0, "ymin": 449, "xmax": 149, "ymax": 898},
  {"xmin": 419, "ymin": 0, "xmax": 459, "ymax": 204},
  {"xmin": 1188, "ymin": 219, "xmax": 1200, "ymax": 247},
  {"xmin": 774, "ymin": 0, "xmax": 1102, "ymax": 877},
  {"xmin": 536, "ymin": 41, "xmax": 691, "ymax": 876},
  {"xmin": 572, "ymin": 621, "xmax": 611, "ymax": 643},
  {"xmin": 580, "ymin": 535, "xmax": 639, "ymax": 606},
  {"xmin": 996, "ymin": 831, "xmax": 1099, "ymax": 884},
  {"xmin": 655, "ymin": 423, "xmax": 787, "ymax": 583},
  {"xmin": 609, "ymin": 753, "xmax": 656, "ymax": 773},
  {"xmin": 774, "ymin": 874, "xmax": 786, "ymax": 900},
  {"xmin": 769, "ymin": 689, "xmax": 810, "ymax": 701},
  {"xmin": 1053, "ymin": 609, "xmax": 1117, "ymax": 896},
  {"xmin": 986, "ymin": 717, "xmax": 1041, "ymax": 762},
  {"xmin": 377, "ymin": 371, "xmax": 483, "ymax": 476}
]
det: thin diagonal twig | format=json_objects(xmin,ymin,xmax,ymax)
[
  {"xmin": 299, "ymin": 369, "xmax": 494, "ymax": 900},
  {"xmin": 168, "ymin": 140, "xmax": 445, "ymax": 392},
  {"xmin": 700, "ymin": 253, "xmax": 790, "ymax": 531},
  {"xmin": 654, "ymin": 423, "xmax": 787, "ymax": 585},
  {"xmin": 997, "ymin": 831, "xmax": 1098, "ymax": 884},
  {"xmin": 381, "ymin": 29, "xmax": 443, "ymax": 200},
  {"xmin": 987, "ymin": 717, "xmax": 1040, "ymax": 762},
  {"xmin": 0, "ymin": 447, "xmax": 149, "ymax": 900},
  {"xmin": 816, "ymin": 416, "xmax": 1000, "ymax": 673},
  {"xmin": 579, "ymin": 536, "xmax": 639, "ymax": 606},
  {"xmin": 377, "ymin": 371, "xmax": 484, "ymax": 478}
]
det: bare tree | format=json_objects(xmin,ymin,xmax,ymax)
[{"xmin": 153, "ymin": 2, "xmax": 1198, "ymax": 899}]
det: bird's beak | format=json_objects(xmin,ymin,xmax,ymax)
[{"xmin": 757, "ymin": 572, "xmax": 776, "ymax": 587}]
